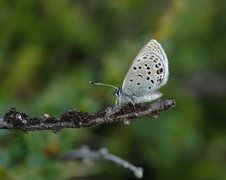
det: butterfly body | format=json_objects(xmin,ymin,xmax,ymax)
[{"xmin": 114, "ymin": 88, "xmax": 163, "ymax": 105}]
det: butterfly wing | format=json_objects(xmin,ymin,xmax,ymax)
[{"xmin": 122, "ymin": 39, "xmax": 169, "ymax": 97}]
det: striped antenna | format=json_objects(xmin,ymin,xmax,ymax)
[{"xmin": 89, "ymin": 81, "xmax": 118, "ymax": 90}]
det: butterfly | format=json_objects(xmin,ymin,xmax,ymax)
[{"xmin": 91, "ymin": 39, "xmax": 169, "ymax": 106}]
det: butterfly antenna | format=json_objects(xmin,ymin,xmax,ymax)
[{"xmin": 90, "ymin": 81, "xmax": 118, "ymax": 90}]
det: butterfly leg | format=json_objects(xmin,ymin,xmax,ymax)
[
  {"xmin": 115, "ymin": 96, "xmax": 122, "ymax": 106},
  {"xmin": 113, "ymin": 97, "xmax": 122, "ymax": 112},
  {"xmin": 130, "ymin": 95, "xmax": 140, "ymax": 105}
]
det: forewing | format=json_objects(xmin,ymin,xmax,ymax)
[{"xmin": 122, "ymin": 39, "xmax": 169, "ymax": 96}]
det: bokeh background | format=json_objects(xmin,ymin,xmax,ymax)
[{"xmin": 0, "ymin": 0, "xmax": 226, "ymax": 179}]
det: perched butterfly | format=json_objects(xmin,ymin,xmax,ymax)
[{"xmin": 90, "ymin": 39, "xmax": 169, "ymax": 106}]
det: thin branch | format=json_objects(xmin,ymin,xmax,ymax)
[
  {"xmin": 0, "ymin": 99, "xmax": 176, "ymax": 133},
  {"xmin": 60, "ymin": 145, "xmax": 144, "ymax": 179}
]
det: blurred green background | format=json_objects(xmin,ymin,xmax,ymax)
[{"xmin": 0, "ymin": 0, "xmax": 226, "ymax": 179}]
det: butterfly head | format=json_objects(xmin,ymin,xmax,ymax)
[{"xmin": 112, "ymin": 87, "xmax": 122, "ymax": 97}]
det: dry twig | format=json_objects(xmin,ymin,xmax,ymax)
[
  {"xmin": 0, "ymin": 99, "xmax": 176, "ymax": 133},
  {"xmin": 60, "ymin": 145, "xmax": 144, "ymax": 179}
]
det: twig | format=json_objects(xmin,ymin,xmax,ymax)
[
  {"xmin": 0, "ymin": 99, "xmax": 176, "ymax": 133},
  {"xmin": 60, "ymin": 145, "xmax": 144, "ymax": 179}
]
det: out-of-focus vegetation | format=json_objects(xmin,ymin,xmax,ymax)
[{"xmin": 0, "ymin": 0, "xmax": 226, "ymax": 179}]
